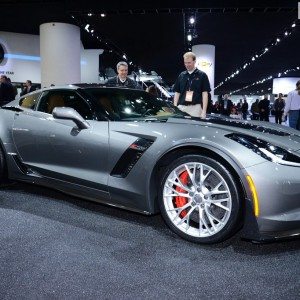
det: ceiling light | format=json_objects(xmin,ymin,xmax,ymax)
[
  {"xmin": 278, "ymin": 73, "xmax": 281, "ymax": 77},
  {"xmin": 100, "ymin": 13, "xmax": 106, "ymax": 17},
  {"xmin": 84, "ymin": 24, "xmax": 90, "ymax": 32},
  {"xmin": 90, "ymin": 29, "xmax": 94, "ymax": 33},
  {"xmin": 123, "ymin": 54, "xmax": 127, "ymax": 59},
  {"xmin": 252, "ymin": 57, "xmax": 255, "ymax": 61},
  {"xmin": 189, "ymin": 17, "xmax": 195, "ymax": 24},
  {"xmin": 276, "ymin": 38, "xmax": 280, "ymax": 42},
  {"xmin": 187, "ymin": 34, "xmax": 192, "ymax": 41},
  {"xmin": 292, "ymin": 23, "xmax": 296, "ymax": 28},
  {"xmin": 285, "ymin": 31, "xmax": 288, "ymax": 36},
  {"xmin": 88, "ymin": 13, "xmax": 92, "ymax": 16},
  {"xmin": 265, "ymin": 47, "xmax": 268, "ymax": 51}
]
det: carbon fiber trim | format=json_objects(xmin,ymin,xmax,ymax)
[{"xmin": 111, "ymin": 138, "xmax": 154, "ymax": 178}]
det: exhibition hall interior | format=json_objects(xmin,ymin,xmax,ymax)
[{"xmin": 0, "ymin": 0, "xmax": 299, "ymax": 299}]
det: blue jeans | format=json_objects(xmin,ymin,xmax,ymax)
[{"xmin": 288, "ymin": 110, "xmax": 300, "ymax": 130}]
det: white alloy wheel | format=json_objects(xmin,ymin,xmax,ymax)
[{"xmin": 159, "ymin": 155, "xmax": 241, "ymax": 243}]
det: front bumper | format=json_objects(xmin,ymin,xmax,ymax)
[{"xmin": 241, "ymin": 161, "xmax": 300, "ymax": 242}]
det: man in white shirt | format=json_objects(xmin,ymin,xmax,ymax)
[{"xmin": 283, "ymin": 80, "xmax": 300, "ymax": 130}]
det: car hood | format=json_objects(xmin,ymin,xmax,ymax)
[{"xmin": 166, "ymin": 115, "xmax": 300, "ymax": 152}]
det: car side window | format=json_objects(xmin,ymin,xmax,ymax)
[
  {"xmin": 19, "ymin": 92, "xmax": 41, "ymax": 109},
  {"xmin": 37, "ymin": 90, "xmax": 93, "ymax": 120}
]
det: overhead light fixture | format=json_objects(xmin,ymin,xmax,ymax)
[
  {"xmin": 91, "ymin": 29, "xmax": 94, "ymax": 33},
  {"xmin": 84, "ymin": 24, "xmax": 90, "ymax": 32},
  {"xmin": 278, "ymin": 73, "xmax": 281, "ymax": 77},
  {"xmin": 100, "ymin": 13, "xmax": 106, "ymax": 17},
  {"xmin": 88, "ymin": 13, "xmax": 92, "ymax": 16},
  {"xmin": 189, "ymin": 17, "xmax": 195, "ymax": 24},
  {"xmin": 285, "ymin": 31, "xmax": 288, "ymax": 36},
  {"xmin": 252, "ymin": 57, "xmax": 255, "ymax": 61},
  {"xmin": 122, "ymin": 54, "xmax": 127, "ymax": 59},
  {"xmin": 292, "ymin": 23, "xmax": 296, "ymax": 28},
  {"xmin": 276, "ymin": 38, "xmax": 280, "ymax": 42},
  {"xmin": 187, "ymin": 34, "xmax": 192, "ymax": 41},
  {"xmin": 265, "ymin": 47, "xmax": 269, "ymax": 51}
]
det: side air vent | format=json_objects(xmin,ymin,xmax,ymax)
[
  {"xmin": 11, "ymin": 154, "xmax": 30, "ymax": 174},
  {"xmin": 111, "ymin": 138, "xmax": 154, "ymax": 178}
]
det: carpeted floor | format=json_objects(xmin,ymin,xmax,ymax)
[{"xmin": 0, "ymin": 183, "xmax": 299, "ymax": 299}]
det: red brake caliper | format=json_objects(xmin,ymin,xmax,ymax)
[{"xmin": 174, "ymin": 171, "xmax": 189, "ymax": 218}]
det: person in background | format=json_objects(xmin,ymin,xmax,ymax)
[
  {"xmin": 283, "ymin": 80, "xmax": 300, "ymax": 130},
  {"xmin": 146, "ymin": 85, "xmax": 159, "ymax": 97},
  {"xmin": 250, "ymin": 99, "xmax": 260, "ymax": 120},
  {"xmin": 273, "ymin": 93, "xmax": 285, "ymax": 124},
  {"xmin": 258, "ymin": 95, "xmax": 270, "ymax": 122},
  {"xmin": 241, "ymin": 97, "xmax": 249, "ymax": 120},
  {"xmin": 7, "ymin": 77, "xmax": 18, "ymax": 98},
  {"xmin": 106, "ymin": 61, "xmax": 141, "ymax": 89},
  {"xmin": 236, "ymin": 99, "xmax": 243, "ymax": 116},
  {"xmin": 173, "ymin": 51, "xmax": 211, "ymax": 119},
  {"xmin": 0, "ymin": 75, "xmax": 15, "ymax": 106},
  {"xmin": 206, "ymin": 92, "xmax": 213, "ymax": 114},
  {"xmin": 219, "ymin": 94, "xmax": 233, "ymax": 116},
  {"xmin": 20, "ymin": 80, "xmax": 35, "ymax": 96}
]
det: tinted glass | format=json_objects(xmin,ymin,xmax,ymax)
[
  {"xmin": 37, "ymin": 90, "xmax": 93, "ymax": 120},
  {"xmin": 83, "ymin": 88, "xmax": 184, "ymax": 121},
  {"xmin": 19, "ymin": 92, "xmax": 41, "ymax": 109}
]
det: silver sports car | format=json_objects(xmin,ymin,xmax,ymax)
[{"xmin": 0, "ymin": 85, "xmax": 299, "ymax": 244}]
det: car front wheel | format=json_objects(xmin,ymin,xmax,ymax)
[{"xmin": 159, "ymin": 154, "xmax": 242, "ymax": 244}]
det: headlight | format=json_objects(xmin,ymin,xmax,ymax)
[{"xmin": 226, "ymin": 133, "xmax": 300, "ymax": 167}]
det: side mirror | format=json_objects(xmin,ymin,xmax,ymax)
[{"xmin": 52, "ymin": 107, "xmax": 90, "ymax": 129}]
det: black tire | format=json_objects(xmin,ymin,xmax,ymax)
[
  {"xmin": 158, "ymin": 154, "xmax": 242, "ymax": 244},
  {"xmin": 0, "ymin": 147, "xmax": 8, "ymax": 185}
]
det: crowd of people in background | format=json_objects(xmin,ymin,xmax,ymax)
[
  {"xmin": 210, "ymin": 93, "xmax": 287, "ymax": 124},
  {"xmin": 0, "ymin": 56, "xmax": 299, "ymax": 130},
  {"xmin": 0, "ymin": 76, "xmax": 37, "ymax": 107}
]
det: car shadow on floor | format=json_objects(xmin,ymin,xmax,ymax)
[{"xmin": 0, "ymin": 182, "xmax": 299, "ymax": 254}]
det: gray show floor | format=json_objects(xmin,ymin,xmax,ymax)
[{"xmin": 0, "ymin": 183, "xmax": 299, "ymax": 299}]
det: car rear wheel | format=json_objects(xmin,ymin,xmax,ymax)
[{"xmin": 159, "ymin": 154, "xmax": 241, "ymax": 244}]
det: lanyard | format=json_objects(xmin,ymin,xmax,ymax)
[{"xmin": 187, "ymin": 73, "xmax": 195, "ymax": 91}]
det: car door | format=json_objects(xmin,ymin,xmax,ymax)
[{"xmin": 12, "ymin": 89, "xmax": 109, "ymax": 195}]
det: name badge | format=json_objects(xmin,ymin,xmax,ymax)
[{"xmin": 185, "ymin": 91, "xmax": 193, "ymax": 102}]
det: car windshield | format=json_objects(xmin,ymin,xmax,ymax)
[{"xmin": 82, "ymin": 87, "xmax": 186, "ymax": 121}]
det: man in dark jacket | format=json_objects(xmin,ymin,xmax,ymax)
[
  {"xmin": 273, "ymin": 93, "xmax": 285, "ymax": 124},
  {"xmin": 241, "ymin": 97, "xmax": 249, "ymax": 120},
  {"xmin": 20, "ymin": 80, "xmax": 36, "ymax": 96},
  {"xmin": 0, "ymin": 75, "xmax": 15, "ymax": 106},
  {"xmin": 106, "ymin": 61, "xmax": 140, "ymax": 89},
  {"xmin": 219, "ymin": 94, "xmax": 233, "ymax": 116},
  {"xmin": 258, "ymin": 95, "xmax": 270, "ymax": 122}
]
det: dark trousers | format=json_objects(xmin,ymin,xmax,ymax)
[
  {"xmin": 260, "ymin": 113, "xmax": 269, "ymax": 122},
  {"xmin": 274, "ymin": 111, "xmax": 283, "ymax": 124}
]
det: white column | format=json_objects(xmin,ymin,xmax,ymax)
[
  {"xmin": 81, "ymin": 49, "xmax": 103, "ymax": 83},
  {"xmin": 192, "ymin": 44, "xmax": 215, "ymax": 99},
  {"xmin": 40, "ymin": 23, "xmax": 81, "ymax": 87}
]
